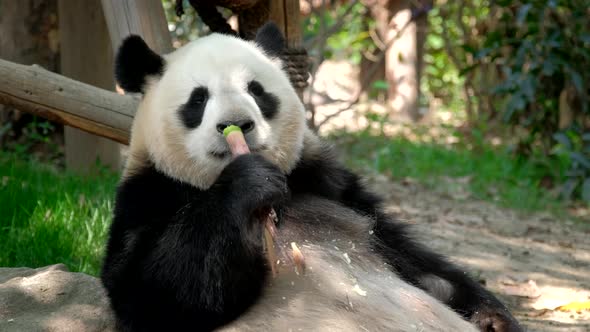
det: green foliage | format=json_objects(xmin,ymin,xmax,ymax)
[
  {"xmin": 466, "ymin": 1, "xmax": 590, "ymax": 201},
  {"xmin": 423, "ymin": 7, "xmax": 464, "ymax": 111},
  {"xmin": 161, "ymin": 0, "xmax": 211, "ymax": 46},
  {"xmin": 302, "ymin": 2, "xmax": 373, "ymax": 64},
  {"xmin": 553, "ymin": 130, "xmax": 590, "ymax": 201},
  {"xmin": 423, "ymin": 1, "xmax": 499, "ymax": 115},
  {"xmin": 372, "ymin": 80, "xmax": 389, "ymax": 91},
  {"xmin": 0, "ymin": 152, "xmax": 117, "ymax": 275},
  {"xmin": 1, "ymin": 117, "xmax": 61, "ymax": 162}
]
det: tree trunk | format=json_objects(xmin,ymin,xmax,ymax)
[
  {"xmin": 0, "ymin": 0, "xmax": 59, "ymax": 141},
  {"xmin": 58, "ymin": 0, "xmax": 122, "ymax": 172},
  {"xmin": 363, "ymin": 0, "xmax": 427, "ymax": 121},
  {"xmin": 0, "ymin": 0, "xmax": 58, "ymax": 66}
]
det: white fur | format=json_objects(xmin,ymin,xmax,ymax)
[{"xmin": 125, "ymin": 34, "xmax": 305, "ymax": 189}]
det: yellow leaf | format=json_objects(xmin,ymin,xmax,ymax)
[{"xmin": 555, "ymin": 301, "xmax": 590, "ymax": 312}]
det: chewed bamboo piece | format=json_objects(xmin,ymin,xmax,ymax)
[
  {"xmin": 291, "ymin": 242, "xmax": 305, "ymax": 275},
  {"xmin": 223, "ymin": 125, "xmax": 250, "ymax": 156},
  {"xmin": 223, "ymin": 125, "xmax": 304, "ymax": 277}
]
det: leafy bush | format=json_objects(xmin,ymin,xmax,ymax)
[
  {"xmin": 468, "ymin": 1, "xmax": 589, "ymax": 201},
  {"xmin": 302, "ymin": 2, "xmax": 372, "ymax": 64},
  {"xmin": 0, "ymin": 116, "xmax": 62, "ymax": 164}
]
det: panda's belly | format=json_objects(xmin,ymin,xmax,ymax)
[{"xmin": 220, "ymin": 196, "xmax": 477, "ymax": 332}]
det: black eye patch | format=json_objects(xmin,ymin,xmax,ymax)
[
  {"xmin": 180, "ymin": 87, "xmax": 209, "ymax": 129},
  {"xmin": 247, "ymin": 80, "xmax": 280, "ymax": 119}
]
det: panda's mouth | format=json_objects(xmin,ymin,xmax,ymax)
[{"xmin": 209, "ymin": 144, "xmax": 268, "ymax": 159}]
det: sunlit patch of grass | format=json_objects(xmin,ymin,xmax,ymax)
[
  {"xmin": 0, "ymin": 152, "xmax": 118, "ymax": 275},
  {"xmin": 332, "ymin": 130, "xmax": 568, "ymax": 213}
]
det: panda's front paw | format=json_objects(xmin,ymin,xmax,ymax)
[
  {"xmin": 471, "ymin": 306, "xmax": 523, "ymax": 332},
  {"xmin": 220, "ymin": 154, "xmax": 288, "ymax": 214}
]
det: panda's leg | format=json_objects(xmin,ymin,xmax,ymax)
[{"xmin": 372, "ymin": 217, "xmax": 522, "ymax": 332}]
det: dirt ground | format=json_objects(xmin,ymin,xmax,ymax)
[
  {"xmin": 311, "ymin": 60, "xmax": 590, "ymax": 331},
  {"xmin": 366, "ymin": 173, "xmax": 590, "ymax": 332}
]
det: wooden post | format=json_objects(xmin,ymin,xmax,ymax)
[
  {"xmin": 282, "ymin": 0, "xmax": 302, "ymax": 50},
  {"xmin": 101, "ymin": 0, "xmax": 172, "ymax": 54},
  {"xmin": 370, "ymin": 0, "xmax": 423, "ymax": 120},
  {"xmin": 0, "ymin": 0, "xmax": 58, "ymax": 134},
  {"xmin": 268, "ymin": 0, "xmax": 305, "ymax": 100},
  {"xmin": 100, "ymin": 0, "xmax": 172, "ymax": 168},
  {"xmin": 58, "ymin": 0, "xmax": 122, "ymax": 172},
  {"xmin": 268, "ymin": 1, "xmax": 285, "ymax": 34}
]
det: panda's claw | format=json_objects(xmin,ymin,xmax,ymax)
[
  {"xmin": 218, "ymin": 154, "xmax": 288, "ymax": 216},
  {"xmin": 471, "ymin": 306, "xmax": 523, "ymax": 332}
]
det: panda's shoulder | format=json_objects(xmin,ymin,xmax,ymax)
[
  {"xmin": 113, "ymin": 166, "xmax": 201, "ymax": 224},
  {"xmin": 288, "ymin": 133, "xmax": 359, "ymax": 194}
]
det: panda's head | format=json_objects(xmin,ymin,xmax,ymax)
[{"xmin": 116, "ymin": 23, "xmax": 306, "ymax": 189}]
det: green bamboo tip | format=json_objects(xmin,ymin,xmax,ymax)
[{"xmin": 223, "ymin": 125, "xmax": 242, "ymax": 137}]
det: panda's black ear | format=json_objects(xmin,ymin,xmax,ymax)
[
  {"xmin": 255, "ymin": 22, "xmax": 285, "ymax": 57},
  {"xmin": 115, "ymin": 35, "xmax": 164, "ymax": 93}
]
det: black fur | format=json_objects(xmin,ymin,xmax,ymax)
[
  {"xmin": 254, "ymin": 22, "xmax": 285, "ymax": 57},
  {"xmin": 115, "ymin": 35, "xmax": 164, "ymax": 93},
  {"xmin": 101, "ymin": 154, "xmax": 288, "ymax": 331},
  {"xmin": 248, "ymin": 81, "xmax": 280, "ymax": 119},
  {"xmin": 180, "ymin": 87, "xmax": 209, "ymax": 129}
]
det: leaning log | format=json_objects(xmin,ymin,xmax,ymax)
[{"xmin": 0, "ymin": 58, "xmax": 136, "ymax": 144}]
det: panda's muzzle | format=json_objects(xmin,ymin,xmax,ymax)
[
  {"xmin": 209, "ymin": 144, "xmax": 268, "ymax": 159},
  {"xmin": 216, "ymin": 119, "xmax": 255, "ymax": 135}
]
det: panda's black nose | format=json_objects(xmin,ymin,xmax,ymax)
[{"xmin": 216, "ymin": 119, "xmax": 255, "ymax": 134}]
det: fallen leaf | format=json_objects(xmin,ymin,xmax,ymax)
[{"xmin": 555, "ymin": 301, "xmax": 590, "ymax": 312}]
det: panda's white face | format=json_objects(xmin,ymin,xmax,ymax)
[{"xmin": 126, "ymin": 33, "xmax": 306, "ymax": 189}]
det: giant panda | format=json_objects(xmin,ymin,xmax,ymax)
[{"xmin": 100, "ymin": 23, "xmax": 522, "ymax": 332}]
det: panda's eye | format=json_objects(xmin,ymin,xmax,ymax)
[
  {"xmin": 248, "ymin": 81, "xmax": 265, "ymax": 97},
  {"xmin": 247, "ymin": 80, "xmax": 279, "ymax": 120},
  {"xmin": 180, "ymin": 86, "xmax": 209, "ymax": 129},
  {"xmin": 190, "ymin": 87, "xmax": 208, "ymax": 104}
]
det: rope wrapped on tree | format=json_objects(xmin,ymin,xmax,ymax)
[
  {"xmin": 175, "ymin": 0, "xmax": 309, "ymax": 91},
  {"xmin": 282, "ymin": 47, "xmax": 309, "ymax": 90}
]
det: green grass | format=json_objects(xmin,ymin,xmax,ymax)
[
  {"xmin": 0, "ymin": 152, "xmax": 118, "ymax": 276},
  {"xmin": 333, "ymin": 130, "xmax": 568, "ymax": 213}
]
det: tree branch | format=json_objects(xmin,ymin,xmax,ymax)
[{"xmin": 0, "ymin": 58, "xmax": 137, "ymax": 144}]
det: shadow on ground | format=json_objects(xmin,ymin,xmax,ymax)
[{"xmin": 366, "ymin": 173, "xmax": 590, "ymax": 332}]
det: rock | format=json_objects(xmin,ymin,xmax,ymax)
[{"xmin": 0, "ymin": 264, "xmax": 115, "ymax": 332}]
